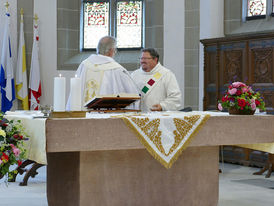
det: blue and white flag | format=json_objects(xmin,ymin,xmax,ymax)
[{"xmin": 0, "ymin": 12, "xmax": 15, "ymax": 112}]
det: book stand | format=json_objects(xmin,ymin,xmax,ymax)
[{"xmin": 85, "ymin": 96, "xmax": 141, "ymax": 113}]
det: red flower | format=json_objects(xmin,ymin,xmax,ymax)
[
  {"xmin": 222, "ymin": 96, "xmax": 228, "ymax": 102},
  {"xmin": 1, "ymin": 153, "xmax": 9, "ymax": 161},
  {"xmin": 255, "ymin": 99, "xmax": 261, "ymax": 106},
  {"xmin": 237, "ymin": 99, "xmax": 246, "ymax": 107},
  {"xmin": 18, "ymin": 160, "xmax": 22, "ymax": 166},
  {"xmin": 236, "ymin": 90, "xmax": 242, "ymax": 95}
]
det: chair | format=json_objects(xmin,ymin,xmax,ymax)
[{"xmin": 179, "ymin": 107, "xmax": 192, "ymax": 112}]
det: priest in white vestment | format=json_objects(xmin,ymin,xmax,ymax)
[
  {"xmin": 66, "ymin": 36, "xmax": 139, "ymax": 110},
  {"xmin": 131, "ymin": 48, "xmax": 182, "ymax": 111}
]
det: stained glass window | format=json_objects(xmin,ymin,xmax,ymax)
[
  {"xmin": 247, "ymin": 0, "xmax": 266, "ymax": 16},
  {"xmin": 83, "ymin": 2, "xmax": 109, "ymax": 49},
  {"xmin": 116, "ymin": 1, "xmax": 143, "ymax": 48},
  {"xmin": 83, "ymin": 0, "xmax": 143, "ymax": 49}
]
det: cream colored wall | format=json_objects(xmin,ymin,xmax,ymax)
[
  {"xmin": 164, "ymin": 0, "xmax": 185, "ymax": 109},
  {"xmin": 34, "ymin": 0, "xmax": 75, "ymax": 107},
  {"xmin": 184, "ymin": 0, "xmax": 200, "ymax": 110},
  {"xmin": 199, "ymin": 0, "xmax": 224, "ymax": 110}
]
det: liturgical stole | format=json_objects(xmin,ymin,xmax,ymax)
[{"xmin": 141, "ymin": 70, "xmax": 167, "ymax": 98}]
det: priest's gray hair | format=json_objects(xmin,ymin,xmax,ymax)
[
  {"xmin": 141, "ymin": 48, "xmax": 159, "ymax": 62},
  {"xmin": 96, "ymin": 36, "xmax": 117, "ymax": 55}
]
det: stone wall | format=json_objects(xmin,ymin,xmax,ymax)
[{"xmin": 185, "ymin": 0, "xmax": 200, "ymax": 110}]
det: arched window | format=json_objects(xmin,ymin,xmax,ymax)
[{"xmin": 82, "ymin": 0, "xmax": 144, "ymax": 50}]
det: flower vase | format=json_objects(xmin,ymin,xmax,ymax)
[{"xmin": 228, "ymin": 107, "xmax": 255, "ymax": 115}]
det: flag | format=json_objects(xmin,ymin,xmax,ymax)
[
  {"xmin": 0, "ymin": 12, "xmax": 15, "ymax": 112},
  {"xmin": 29, "ymin": 22, "xmax": 41, "ymax": 110},
  {"xmin": 16, "ymin": 12, "xmax": 29, "ymax": 110}
]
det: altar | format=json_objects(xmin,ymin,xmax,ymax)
[{"xmin": 44, "ymin": 112, "xmax": 274, "ymax": 206}]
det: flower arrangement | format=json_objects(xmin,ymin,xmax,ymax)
[
  {"xmin": 0, "ymin": 113, "xmax": 28, "ymax": 181},
  {"xmin": 218, "ymin": 81, "xmax": 265, "ymax": 114}
]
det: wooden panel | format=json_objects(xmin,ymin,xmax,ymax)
[
  {"xmin": 201, "ymin": 33, "xmax": 274, "ymax": 167},
  {"xmin": 204, "ymin": 46, "xmax": 218, "ymax": 110},
  {"xmin": 250, "ymin": 47, "xmax": 274, "ymax": 114},
  {"xmin": 201, "ymin": 32, "xmax": 274, "ymax": 114}
]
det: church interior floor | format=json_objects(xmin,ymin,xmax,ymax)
[{"xmin": 0, "ymin": 163, "xmax": 273, "ymax": 206}]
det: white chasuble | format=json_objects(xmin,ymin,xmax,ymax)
[
  {"xmin": 83, "ymin": 60, "xmax": 123, "ymax": 103},
  {"xmin": 66, "ymin": 55, "xmax": 139, "ymax": 110}
]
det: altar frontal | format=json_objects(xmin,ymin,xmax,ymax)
[{"xmin": 117, "ymin": 112, "xmax": 210, "ymax": 168}]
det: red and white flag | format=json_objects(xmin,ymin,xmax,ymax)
[{"xmin": 29, "ymin": 21, "xmax": 41, "ymax": 110}]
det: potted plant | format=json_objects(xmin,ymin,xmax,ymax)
[
  {"xmin": 218, "ymin": 82, "xmax": 265, "ymax": 115},
  {"xmin": 0, "ymin": 113, "xmax": 28, "ymax": 182}
]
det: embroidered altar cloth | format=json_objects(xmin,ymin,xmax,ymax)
[{"xmin": 118, "ymin": 112, "xmax": 210, "ymax": 168}]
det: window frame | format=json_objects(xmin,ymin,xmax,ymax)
[{"xmin": 81, "ymin": 0, "xmax": 144, "ymax": 51}]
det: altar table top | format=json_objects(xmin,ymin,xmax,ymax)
[
  {"xmin": 5, "ymin": 111, "xmax": 274, "ymax": 165},
  {"xmin": 46, "ymin": 112, "xmax": 274, "ymax": 153}
]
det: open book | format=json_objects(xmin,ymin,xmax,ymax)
[{"xmin": 84, "ymin": 93, "xmax": 141, "ymax": 109}]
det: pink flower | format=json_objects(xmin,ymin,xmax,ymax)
[
  {"xmin": 228, "ymin": 88, "xmax": 237, "ymax": 95},
  {"xmin": 251, "ymin": 102, "xmax": 256, "ymax": 110},
  {"xmin": 10, "ymin": 144, "xmax": 20, "ymax": 157},
  {"xmin": 0, "ymin": 159, "xmax": 2, "ymax": 165},
  {"xmin": 232, "ymin": 82, "xmax": 246, "ymax": 88},
  {"xmin": 218, "ymin": 103, "xmax": 223, "ymax": 111},
  {"xmin": 242, "ymin": 87, "xmax": 249, "ymax": 93}
]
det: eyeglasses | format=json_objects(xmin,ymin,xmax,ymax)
[{"xmin": 139, "ymin": 57, "xmax": 153, "ymax": 60}]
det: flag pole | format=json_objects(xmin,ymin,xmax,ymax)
[
  {"xmin": 20, "ymin": 8, "xmax": 24, "ymax": 21},
  {"xmin": 34, "ymin": 14, "xmax": 38, "ymax": 24},
  {"xmin": 4, "ymin": 2, "xmax": 9, "ymax": 12}
]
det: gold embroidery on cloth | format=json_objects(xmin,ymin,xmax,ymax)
[
  {"xmin": 84, "ymin": 79, "xmax": 98, "ymax": 102},
  {"xmin": 131, "ymin": 115, "xmax": 200, "ymax": 156},
  {"xmin": 169, "ymin": 115, "xmax": 200, "ymax": 155},
  {"xmin": 130, "ymin": 117, "xmax": 165, "ymax": 155},
  {"xmin": 122, "ymin": 114, "xmax": 211, "ymax": 169},
  {"xmin": 130, "ymin": 116, "xmax": 201, "ymax": 157}
]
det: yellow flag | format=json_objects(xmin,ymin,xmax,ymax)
[{"xmin": 16, "ymin": 12, "xmax": 29, "ymax": 110}]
